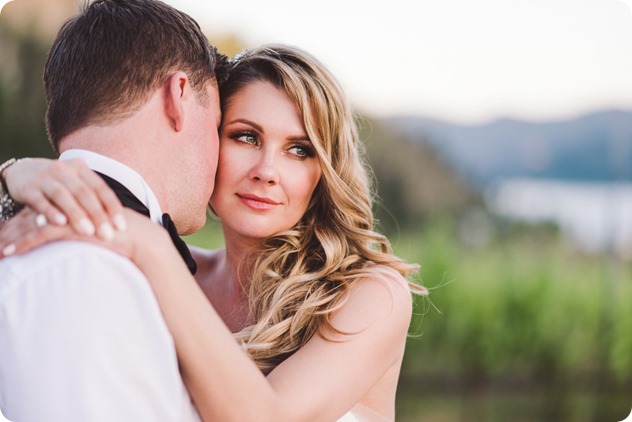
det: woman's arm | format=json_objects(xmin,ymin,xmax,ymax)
[
  {"xmin": 1, "ymin": 158, "xmax": 125, "ymax": 237},
  {"xmin": 131, "ymin": 223, "xmax": 412, "ymax": 421}
]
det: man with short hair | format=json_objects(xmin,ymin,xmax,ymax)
[{"xmin": 0, "ymin": 1, "xmax": 226, "ymax": 420}]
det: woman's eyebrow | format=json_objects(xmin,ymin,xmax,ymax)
[
  {"xmin": 287, "ymin": 135, "xmax": 311, "ymax": 143},
  {"xmin": 227, "ymin": 118, "xmax": 310, "ymax": 142},
  {"xmin": 225, "ymin": 118, "xmax": 263, "ymax": 132}
]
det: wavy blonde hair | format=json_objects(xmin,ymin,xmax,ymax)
[{"xmin": 219, "ymin": 45, "xmax": 427, "ymax": 373}]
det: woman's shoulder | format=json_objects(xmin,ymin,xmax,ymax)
[
  {"xmin": 351, "ymin": 265, "xmax": 413, "ymax": 307},
  {"xmin": 334, "ymin": 265, "xmax": 413, "ymax": 335},
  {"xmin": 363, "ymin": 264, "xmax": 412, "ymax": 290}
]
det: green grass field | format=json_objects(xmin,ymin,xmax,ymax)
[{"xmin": 394, "ymin": 218, "xmax": 632, "ymax": 421}]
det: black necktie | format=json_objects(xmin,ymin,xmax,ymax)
[
  {"xmin": 96, "ymin": 172, "xmax": 197, "ymax": 275},
  {"xmin": 161, "ymin": 213, "xmax": 197, "ymax": 275}
]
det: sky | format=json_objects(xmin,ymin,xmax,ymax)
[{"xmin": 165, "ymin": 0, "xmax": 632, "ymax": 124}]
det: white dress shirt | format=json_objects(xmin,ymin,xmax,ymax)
[{"xmin": 0, "ymin": 150, "xmax": 199, "ymax": 422}]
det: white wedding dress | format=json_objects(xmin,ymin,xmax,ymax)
[
  {"xmin": 337, "ymin": 404, "xmax": 390, "ymax": 421},
  {"xmin": 337, "ymin": 411, "xmax": 362, "ymax": 421}
]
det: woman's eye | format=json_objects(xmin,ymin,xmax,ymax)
[
  {"xmin": 289, "ymin": 144, "xmax": 315, "ymax": 158},
  {"xmin": 231, "ymin": 132, "xmax": 258, "ymax": 145}
]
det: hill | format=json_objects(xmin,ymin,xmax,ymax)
[{"xmin": 384, "ymin": 110, "xmax": 632, "ymax": 187}]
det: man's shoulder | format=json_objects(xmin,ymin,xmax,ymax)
[
  {"xmin": 0, "ymin": 240, "xmax": 139, "ymax": 276},
  {"xmin": 0, "ymin": 241, "xmax": 146, "ymax": 301}
]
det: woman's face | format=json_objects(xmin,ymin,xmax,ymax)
[{"xmin": 210, "ymin": 80, "xmax": 322, "ymax": 243}]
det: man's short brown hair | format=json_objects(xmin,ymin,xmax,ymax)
[{"xmin": 44, "ymin": 0, "xmax": 227, "ymax": 150}]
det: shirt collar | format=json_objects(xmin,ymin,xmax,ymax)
[{"xmin": 59, "ymin": 149, "xmax": 163, "ymax": 224}]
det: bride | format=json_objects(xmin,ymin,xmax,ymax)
[{"xmin": 0, "ymin": 44, "xmax": 427, "ymax": 421}]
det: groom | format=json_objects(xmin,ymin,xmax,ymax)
[{"xmin": 0, "ymin": 0, "xmax": 226, "ymax": 420}]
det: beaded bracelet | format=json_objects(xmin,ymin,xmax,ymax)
[{"xmin": 0, "ymin": 158, "xmax": 24, "ymax": 222}]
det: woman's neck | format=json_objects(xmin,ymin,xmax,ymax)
[
  {"xmin": 199, "ymin": 238, "xmax": 258, "ymax": 333},
  {"xmin": 223, "ymin": 233, "xmax": 262, "ymax": 291}
]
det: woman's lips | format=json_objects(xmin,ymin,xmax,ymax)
[{"xmin": 237, "ymin": 193, "xmax": 279, "ymax": 210}]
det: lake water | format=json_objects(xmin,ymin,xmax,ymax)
[{"xmin": 486, "ymin": 179, "xmax": 632, "ymax": 257}]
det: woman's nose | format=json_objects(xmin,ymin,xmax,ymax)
[{"xmin": 249, "ymin": 153, "xmax": 279, "ymax": 185}]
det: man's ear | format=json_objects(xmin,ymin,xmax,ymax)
[{"xmin": 165, "ymin": 71, "xmax": 190, "ymax": 132}]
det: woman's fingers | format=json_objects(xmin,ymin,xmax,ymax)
[
  {"xmin": 43, "ymin": 162, "xmax": 103, "ymax": 237},
  {"xmin": 76, "ymin": 163, "xmax": 127, "ymax": 232},
  {"xmin": 7, "ymin": 159, "xmax": 126, "ymax": 240},
  {"xmin": 0, "ymin": 210, "xmax": 32, "ymax": 255},
  {"xmin": 15, "ymin": 184, "xmax": 68, "ymax": 227},
  {"xmin": 55, "ymin": 160, "xmax": 127, "ymax": 238},
  {"xmin": 8, "ymin": 221, "xmax": 69, "ymax": 257},
  {"xmin": 4, "ymin": 159, "xmax": 69, "ymax": 226},
  {"xmin": 0, "ymin": 210, "xmax": 70, "ymax": 257},
  {"xmin": 0, "ymin": 208, "xmax": 133, "ymax": 259}
]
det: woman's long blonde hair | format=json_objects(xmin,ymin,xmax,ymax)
[{"xmin": 219, "ymin": 45, "xmax": 427, "ymax": 373}]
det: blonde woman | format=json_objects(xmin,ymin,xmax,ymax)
[{"xmin": 0, "ymin": 45, "xmax": 427, "ymax": 421}]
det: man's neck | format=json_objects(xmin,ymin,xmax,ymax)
[
  {"xmin": 59, "ymin": 150, "xmax": 165, "ymax": 224},
  {"xmin": 58, "ymin": 124, "xmax": 170, "ymax": 216}
]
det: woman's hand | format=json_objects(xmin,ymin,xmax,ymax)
[
  {"xmin": 3, "ymin": 158, "xmax": 126, "ymax": 239},
  {"xmin": 0, "ymin": 207, "xmax": 172, "ymax": 269},
  {"xmin": 0, "ymin": 207, "xmax": 135, "ymax": 258}
]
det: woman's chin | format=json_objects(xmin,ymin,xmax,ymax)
[{"xmin": 225, "ymin": 225, "xmax": 282, "ymax": 242}]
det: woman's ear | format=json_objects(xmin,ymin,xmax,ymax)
[{"xmin": 165, "ymin": 71, "xmax": 190, "ymax": 132}]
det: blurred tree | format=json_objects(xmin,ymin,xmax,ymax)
[
  {"xmin": 0, "ymin": 22, "xmax": 53, "ymax": 161},
  {"xmin": 209, "ymin": 33, "xmax": 247, "ymax": 59},
  {"xmin": 359, "ymin": 116, "xmax": 480, "ymax": 232},
  {"xmin": 0, "ymin": 0, "xmax": 75, "ymax": 160},
  {"xmin": 0, "ymin": 0, "xmax": 76, "ymax": 40}
]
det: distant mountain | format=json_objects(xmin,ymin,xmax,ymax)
[{"xmin": 384, "ymin": 110, "xmax": 632, "ymax": 187}]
